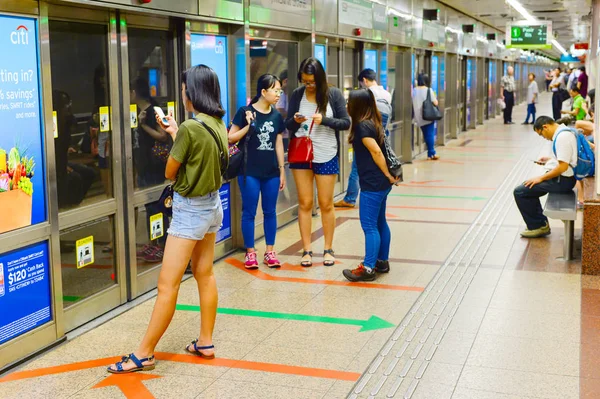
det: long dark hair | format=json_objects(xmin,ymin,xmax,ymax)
[
  {"xmin": 298, "ymin": 57, "xmax": 329, "ymax": 113},
  {"xmin": 347, "ymin": 89, "xmax": 384, "ymax": 145},
  {"xmin": 182, "ymin": 65, "xmax": 225, "ymax": 118},
  {"xmin": 250, "ymin": 74, "xmax": 281, "ymax": 105}
]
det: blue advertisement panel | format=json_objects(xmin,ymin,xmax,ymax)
[
  {"xmin": 364, "ymin": 50, "xmax": 377, "ymax": 73},
  {"xmin": 431, "ymin": 56, "xmax": 439, "ymax": 95},
  {"xmin": 0, "ymin": 16, "xmax": 46, "ymax": 234},
  {"xmin": 216, "ymin": 182, "xmax": 231, "ymax": 243},
  {"xmin": 466, "ymin": 59, "xmax": 472, "ymax": 125},
  {"xmin": 380, "ymin": 51, "xmax": 388, "ymax": 89},
  {"xmin": 0, "ymin": 241, "xmax": 52, "ymax": 345},
  {"xmin": 440, "ymin": 58, "xmax": 446, "ymax": 92},
  {"xmin": 314, "ymin": 44, "xmax": 326, "ymax": 71},
  {"xmin": 190, "ymin": 34, "xmax": 229, "ymax": 125}
]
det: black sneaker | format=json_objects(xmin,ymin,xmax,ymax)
[
  {"xmin": 343, "ymin": 264, "xmax": 376, "ymax": 282},
  {"xmin": 375, "ymin": 260, "xmax": 390, "ymax": 273}
]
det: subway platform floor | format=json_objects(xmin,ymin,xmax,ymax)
[{"xmin": 1, "ymin": 93, "xmax": 598, "ymax": 398}]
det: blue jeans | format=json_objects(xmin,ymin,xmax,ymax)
[
  {"xmin": 513, "ymin": 175, "xmax": 576, "ymax": 230},
  {"xmin": 420, "ymin": 123, "xmax": 436, "ymax": 158},
  {"xmin": 239, "ymin": 175, "xmax": 280, "ymax": 248},
  {"xmin": 525, "ymin": 103, "xmax": 536, "ymax": 123},
  {"xmin": 359, "ymin": 187, "xmax": 392, "ymax": 268},
  {"xmin": 344, "ymin": 157, "xmax": 360, "ymax": 204}
]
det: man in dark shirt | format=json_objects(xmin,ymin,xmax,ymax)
[{"xmin": 577, "ymin": 66, "xmax": 588, "ymax": 99}]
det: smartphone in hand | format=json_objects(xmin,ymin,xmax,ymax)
[{"xmin": 154, "ymin": 106, "xmax": 170, "ymax": 127}]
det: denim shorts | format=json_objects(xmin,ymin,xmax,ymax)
[
  {"xmin": 168, "ymin": 191, "xmax": 223, "ymax": 241},
  {"xmin": 289, "ymin": 155, "xmax": 339, "ymax": 175}
]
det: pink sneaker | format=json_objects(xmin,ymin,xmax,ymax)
[
  {"xmin": 263, "ymin": 251, "xmax": 281, "ymax": 268},
  {"xmin": 244, "ymin": 252, "xmax": 259, "ymax": 269}
]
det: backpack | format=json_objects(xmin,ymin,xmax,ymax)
[{"xmin": 552, "ymin": 127, "xmax": 595, "ymax": 180}]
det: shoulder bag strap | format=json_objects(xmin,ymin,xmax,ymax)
[{"xmin": 193, "ymin": 118, "xmax": 227, "ymax": 175}]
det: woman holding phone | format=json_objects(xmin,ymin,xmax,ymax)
[
  {"xmin": 286, "ymin": 58, "xmax": 351, "ymax": 267},
  {"xmin": 228, "ymin": 74, "xmax": 286, "ymax": 269},
  {"xmin": 107, "ymin": 65, "xmax": 228, "ymax": 373},
  {"xmin": 342, "ymin": 89, "xmax": 399, "ymax": 282}
]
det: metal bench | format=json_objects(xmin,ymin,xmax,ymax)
[{"xmin": 543, "ymin": 190, "xmax": 577, "ymax": 260}]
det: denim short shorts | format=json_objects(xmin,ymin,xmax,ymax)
[
  {"xmin": 168, "ymin": 191, "xmax": 223, "ymax": 241},
  {"xmin": 289, "ymin": 155, "xmax": 339, "ymax": 175}
]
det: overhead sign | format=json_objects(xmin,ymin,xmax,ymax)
[
  {"xmin": 372, "ymin": 4, "xmax": 387, "ymax": 31},
  {"xmin": 339, "ymin": 0, "xmax": 373, "ymax": 29},
  {"xmin": 506, "ymin": 21, "xmax": 552, "ymax": 49}
]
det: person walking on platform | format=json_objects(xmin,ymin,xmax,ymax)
[
  {"xmin": 286, "ymin": 57, "xmax": 351, "ymax": 267},
  {"xmin": 513, "ymin": 116, "xmax": 577, "ymax": 238},
  {"xmin": 501, "ymin": 66, "xmax": 516, "ymax": 124},
  {"xmin": 335, "ymin": 68, "xmax": 392, "ymax": 209},
  {"xmin": 342, "ymin": 89, "xmax": 399, "ymax": 282},
  {"xmin": 228, "ymin": 74, "xmax": 286, "ymax": 269},
  {"xmin": 550, "ymin": 68, "xmax": 566, "ymax": 120},
  {"xmin": 523, "ymin": 73, "xmax": 539, "ymax": 125},
  {"xmin": 107, "ymin": 65, "xmax": 228, "ymax": 373},
  {"xmin": 412, "ymin": 73, "xmax": 439, "ymax": 160}
]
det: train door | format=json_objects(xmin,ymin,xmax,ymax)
[
  {"xmin": 486, "ymin": 59, "xmax": 493, "ymax": 118},
  {"xmin": 412, "ymin": 50, "xmax": 430, "ymax": 157},
  {"xmin": 388, "ymin": 46, "xmax": 412, "ymax": 163},
  {"xmin": 46, "ymin": 5, "xmax": 128, "ymax": 331},
  {"xmin": 446, "ymin": 53, "xmax": 458, "ymax": 139},
  {"xmin": 496, "ymin": 60, "xmax": 502, "ymax": 116},
  {"xmin": 514, "ymin": 63, "xmax": 520, "ymax": 104},
  {"xmin": 247, "ymin": 30, "xmax": 302, "ymax": 234}
]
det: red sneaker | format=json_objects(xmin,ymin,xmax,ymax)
[
  {"xmin": 263, "ymin": 251, "xmax": 281, "ymax": 268},
  {"xmin": 244, "ymin": 252, "xmax": 259, "ymax": 269}
]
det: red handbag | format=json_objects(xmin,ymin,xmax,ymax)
[{"xmin": 288, "ymin": 116, "xmax": 316, "ymax": 164}]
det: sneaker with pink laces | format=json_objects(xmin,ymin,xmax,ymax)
[
  {"xmin": 244, "ymin": 251, "xmax": 259, "ymax": 269},
  {"xmin": 263, "ymin": 251, "xmax": 281, "ymax": 268}
]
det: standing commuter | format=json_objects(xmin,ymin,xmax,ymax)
[
  {"xmin": 412, "ymin": 73, "xmax": 439, "ymax": 160},
  {"xmin": 276, "ymin": 70, "xmax": 288, "ymax": 119},
  {"xmin": 578, "ymin": 66, "xmax": 588, "ymax": 98},
  {"xmin": 545, "ymin": 70, "xmax": 552, "ymax": 92},
  {"xmin": 523, "ymin": 73, "xmax": 539, "ymax": 125},
  {"xmin": 286, "ymin": 57, "xmax": 351, "ymax": 267},
  {"xmin": 228, "ymin": 74, "xmax": 286, "ymax": 269},
  {"xmin": 335, "ymin": 68, "xmax": 392, "ymax": 209},
  {"xmin": 342, "ymin": 89, "xmax": 399, "ymax": 282},
  {"xmin": 550, "ymin": 68, "xmax": 565, "ymax": 120},
  {"xmin": 107, "ymin": 65, "xmax": 228, "ymax": 373},
  {"xmin": 500, "ymin": 66, "xmax": 516, "ymax": 124},
  {"xmin": 513, "ymin": 116, "xmax": 577, "ymax": 238}
]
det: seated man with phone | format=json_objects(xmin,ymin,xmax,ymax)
[{"xmin": 513, "ymin": 116, "xmax": 577, "ymax": 238}]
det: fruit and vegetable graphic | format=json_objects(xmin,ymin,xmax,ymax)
[{"xmin": 0, "ymin": 143, "xmax": 35, "ymax": 233}]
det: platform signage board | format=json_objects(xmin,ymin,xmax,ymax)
[
  {"xmin": 506, "ymin": 21, "xmax": 552, "ymax": 49},
  {"xmin": 0, "ymin": 15, "xmax": 46, "ymax": 235},
  {"xmin": 0, "ymin": 241, "xmax": 51, "ymax": 345}
]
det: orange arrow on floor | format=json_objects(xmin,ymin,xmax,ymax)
[{"xmin": 92, "ymin": 373, "xmax": 161, "ymax": 398}]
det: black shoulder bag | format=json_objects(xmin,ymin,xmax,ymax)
[{"xmin": 422, "ymin": 88, "xmax": 443, "ymax": 121}]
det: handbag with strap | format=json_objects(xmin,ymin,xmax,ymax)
[
  {"xmin": 383, "ymin": 135, "xmax": 403, "ymax": 182},
  {"xmin": 422, "ymin": 88, "xmax": 443, "ymax": 121},
  {"xmin": 288, "ymin": 108, "xmax": 318, "ymax": 164},
  {"xmin": 157, "ymin": 183, "xmax": 174, "ymax": 217},
  {"xmin": 225, "ymin": 109, "xmax": 255, "ymax": 181}
]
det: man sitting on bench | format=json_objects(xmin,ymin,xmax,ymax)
[{"xmin": 514, "ymin": 116, "xmax": 577, "ymax": 238}]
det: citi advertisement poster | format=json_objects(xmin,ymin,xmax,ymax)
[{"xmin": 0, "ymin": 16, "xmax": 46, "ymax": 234}]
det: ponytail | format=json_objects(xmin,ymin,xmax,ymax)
[{"xmin": 249, "ymin": 74, "xmax": 281, "ymax": 106}]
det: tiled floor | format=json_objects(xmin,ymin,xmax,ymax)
[{"xmin": 0, "ymin": 94, "xmax": 598, "ymax": 398}]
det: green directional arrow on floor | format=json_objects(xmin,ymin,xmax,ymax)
[
  {"xmin": 389, "ymin": 193, "xmax": 487, "ymax": 201},
  {"xmin": 176, "ymin": 304, "xmax": 395, "ymax": 332}
]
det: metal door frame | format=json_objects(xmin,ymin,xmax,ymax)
[{"xmin": 43, "ymin": 3, "xmax": 128, "ymax": 333}]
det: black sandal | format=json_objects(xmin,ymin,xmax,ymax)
[
  {"xmin": 301, "ymin": 250, "xmax": 313, "ymax": 267},
  {"xmin": 323, "ymin": 249, "xmax": 335, "ymax": 267}
]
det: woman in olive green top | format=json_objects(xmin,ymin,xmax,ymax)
[{"xmin": 108, "ymin": 65, "xmax": 228, "ymax": 373}]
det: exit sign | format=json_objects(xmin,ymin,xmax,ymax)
[{"xmin": 506, "ymin": 21, "xmax": 552, "ymax": 49}]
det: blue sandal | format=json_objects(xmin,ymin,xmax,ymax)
[
  {"xmin": 107, "ymin": 353, "xmax": 155, "ymax": 374},
  {"xmin": 185, "ymin": 339, "xmax": 215, "ymax": 359},
  {"xmin": 323, "ymin": 249, "xmax": 335, "ymax": 267}
]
